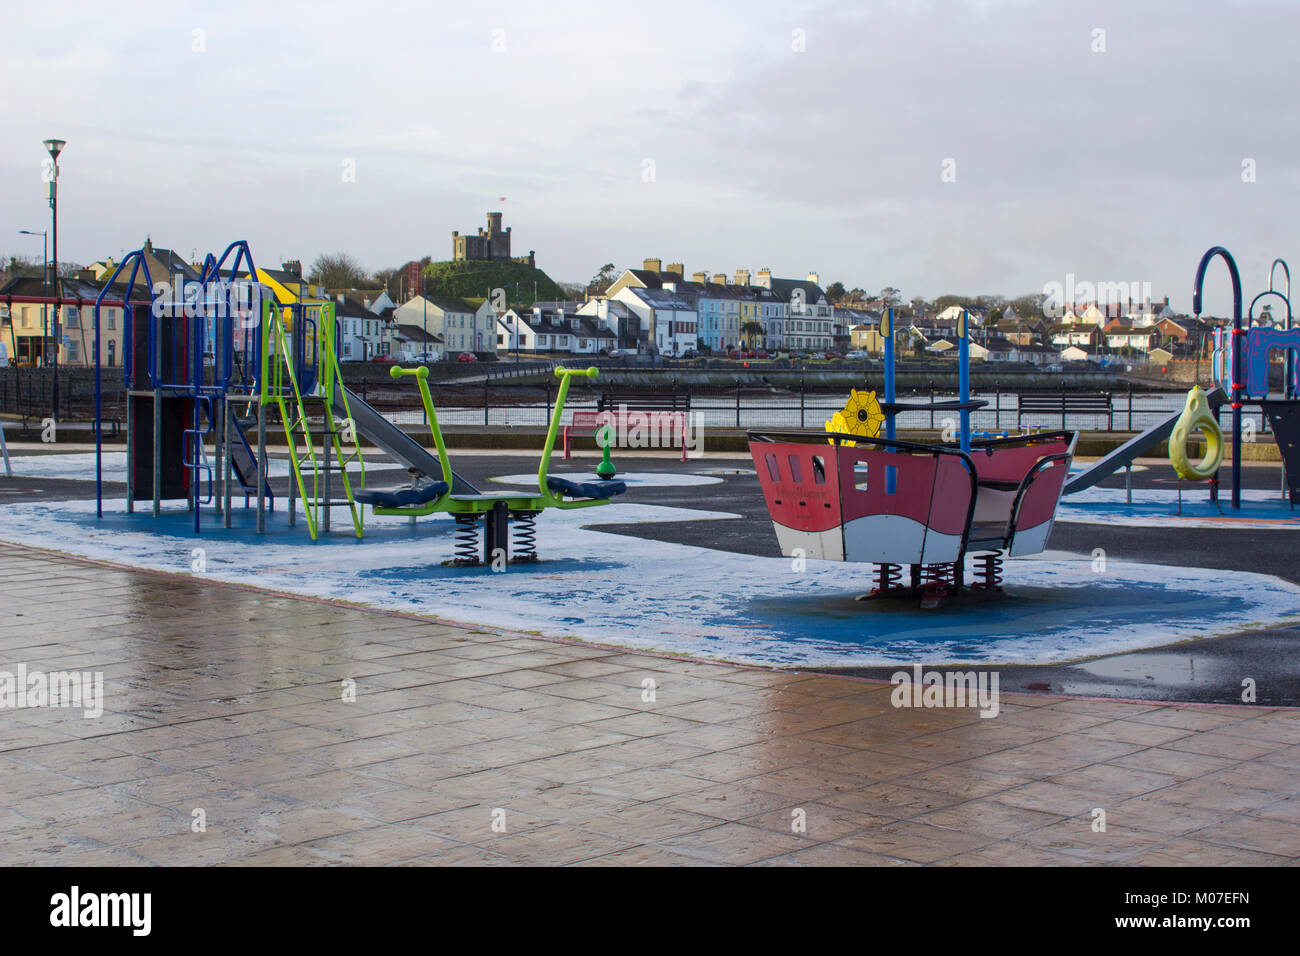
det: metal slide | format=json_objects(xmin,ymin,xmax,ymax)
[
  {"xmin": 228, "ymin": 418, "xmax": 272, "ymax": 502},
  {"xmin": 333, "ymin": 385, "xmax": 478, "ymax": 494},
  {"xmin": 1063, "ymin": 386, "xmax": 1226, "ymax": 495}
]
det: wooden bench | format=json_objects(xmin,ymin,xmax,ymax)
[
  {"xmin": 564, "ymin": 390, "xmax": 692, "ymax": 461},
  {"xmin": 597, "ymin": 390, "xmax": 692, "ymax": 415},
  {"xmin": 1017, "ymin": 391, "xmax": 1112, "ymax": 430}
]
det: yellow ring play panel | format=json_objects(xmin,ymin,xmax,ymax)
[{"xmin": 1169, "ymin": 386, "xmax": 1224, "ymax": 480}]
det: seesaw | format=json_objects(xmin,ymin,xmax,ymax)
[{"xmin": 354, "ymin": 365, "xmax": 626, "ymax": 565}]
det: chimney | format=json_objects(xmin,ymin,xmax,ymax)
[
  {"xmin": 283, "ymin": 260, "xmax": 302, "ymax": 278},
  {"xmin": 734, "ymin": 269, "xmax": 750, "ymax": 286},
  {"xmin": 806, "ymin": 271, "xmax": 820, "ymax": 285},
  {"xmin": 643, "ymin": 258, "xmax": 662, "ymax": 273},
  {"xmin": 754, "ymin": 268, "xmax": 772, "ymax": 289},
  {"xmin": 692, "ymin": 271, "xmax": 708, "ymax": 283},
  {"xmin": 712, "ymin": 273, "xmax": 728, "ymax": 285},
  {"xmin": 665, "ymin": 262, "xmax": 683, "ymax": 276}
]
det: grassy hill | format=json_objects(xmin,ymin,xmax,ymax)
[{"xmin": 422, "ymin": 260, "xmax": 567, "ymax": 309}]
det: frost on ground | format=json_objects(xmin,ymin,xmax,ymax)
[{"xmin": 0, "ymin": 496, "xmax": 1296, "ymax": 667}]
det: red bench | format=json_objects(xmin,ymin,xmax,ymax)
[{"xmin": 563, "ymin": 409, "xmax": 688, "ymax": 461}]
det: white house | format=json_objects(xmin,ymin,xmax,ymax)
[
  {"xmin": 935, "ymin": 305, "xmax": 985, "ymax": 326},
  {"xmin": 394, "ymin": 295, "xmax": 497, "ymax": 355},
  {"xmin": 392, "ymin": 325, "xmax": 443, "ymax": 362},
  {"xmin": 522, "ymin": 306, "xmax": 616, "ymax": 354},
  {"xmin": 334, "ymin": 296, "xmax": 378, "ymax": 361},
  {"xmin": 611, "ymin": 286, "xmax": 697, "ymax": 356},
  {"xmin": 496, "ymin": 311, "xmax": 536, "ymax": 353}
]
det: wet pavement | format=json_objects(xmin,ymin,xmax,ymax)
[
  {"xmin": 2, "ymin": 544, "xmax": 1299, "ymax": 865},
  {"xmin": 3, "ymin": 447, "xmax": 1300, "ymax": 703}
]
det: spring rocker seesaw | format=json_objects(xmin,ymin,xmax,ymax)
[
  {"xmin": 354, "ymin": 365, "xmax": 627, "ymax": 565},
  {"xmin": 748, "ymin": 308, "xmax": 1077, "ymax": 607}
]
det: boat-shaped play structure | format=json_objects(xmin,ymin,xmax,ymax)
[{"xmin": 748, "ymin": 310, "xmax": 1077, "ymax": 603}]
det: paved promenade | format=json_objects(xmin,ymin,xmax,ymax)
[{"xmin": 2, "ymin": 544, "xmax": 1298, "ymax": 865}]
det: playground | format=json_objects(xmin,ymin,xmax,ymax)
[
  {"xmin": 3, "ymin": 242, "xmax": 1300, "ymax": 866},
  {"xmin": 0, "ymin": 242, "xmax": 1298, "ymax": 688}
]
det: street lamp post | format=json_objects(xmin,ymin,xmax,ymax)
[
  {"xmin": 17, "ymin": 229, "xmax": 47, "ymax": 367},
  {"xmin": 44, "ymin": 139, "xmax": 65, "ymax": 422}
]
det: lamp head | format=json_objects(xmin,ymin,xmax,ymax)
[{"xmin": 43, "ymin": 139, "xmax": 66, "ymax": 161}]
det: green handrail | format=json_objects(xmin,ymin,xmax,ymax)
[
  {"xmin": 393, "ymin": 364, "xmax": 453, "ymax": 491},
  {"xmin": 539, "ymin": 367, "xmax": 599, "ymax": 499}
]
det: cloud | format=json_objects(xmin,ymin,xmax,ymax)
[{"xmin": 1, "ymin": 0, "xmax": 1295, "ymax": 313}]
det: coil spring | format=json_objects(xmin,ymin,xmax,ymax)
[
  {"xmin": 972, "ymin": 550, "xmax": 1004, "ymax": 590},
  {"xmin": 453, "ymin": 514, "xmax": 481, "ymax": 565},
  {"xmin": 873, "ymin": 562, "xmax": 903, "ymax": 593},
  {"xmin": 921, "ymin": 563, "xmax": 956, "ymax": 588},
  {"xmin": 511, "ymin": 511, "xmax": 539, "ymax": 562}
]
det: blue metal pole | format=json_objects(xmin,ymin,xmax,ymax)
[
  {"xmin": 958, "ymin": 310, "xmax": 971, "ymax": 451},
  {"xmin": 94, "ymin": 295, "xmax": 102, "ymax": 518},
  {"xmin": 883, "ymin": 307, "xmax": 895, "ymax": 441},
  {"xmin": 1192, "ymin": 246, "xmax": 1243, "ymax": 508}
]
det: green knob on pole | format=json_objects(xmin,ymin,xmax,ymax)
[{"xmin": 595, "ymin": 424, "xmax": 617, "ymax": 479}]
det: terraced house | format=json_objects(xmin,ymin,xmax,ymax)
[
  {"xmin": 393, "ymin": 294, "xmax": 497, "ymax": 355},
  {"xmin": 605, "ymin": 259, "xmax": 829, "ymax": 354}
]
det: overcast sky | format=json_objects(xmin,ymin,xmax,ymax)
[{"xmin": 1, "ymin": 0, "xmax": 1295, "ymax": 315}]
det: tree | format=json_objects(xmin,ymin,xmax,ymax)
[
  {"xmin": 309, "ymin": 252, "xmax": 368, "ymax": 288},
  {"xmin": 880, "ymin": 287, "xmax": 903, "ymax": 308},
  {"xmin": 741, "ymin": 320, "xmax": 765, "ymax": 348},
  {"xmin": 587, "ymin": 263, "xmax": 617, "ymax": 296},
  {"xmin": 933, "ymin": 294, "xmax": 975, "ymax": 313},
  {"xmin": 825, "ymin": 281, "xmax": 846, "ymax": 303},
  {"xmin": 1010, "ymin": 293, "xmax": 1048, "ymax": 321}
]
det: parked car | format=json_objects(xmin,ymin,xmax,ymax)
[
  {"xmin": 458, "ymin": 352, "xmax": 478, "ymax": 363},
  {"xmin": 844, "ymin": 350, "xmax": 868, "ymax": 360},
  {"xmin": 369, "ymin": 354, "xmax": 397, "ymax": 364},
  {"xmin": 754, "ymin": 349, "xmax": 771, "ymax": 359}
]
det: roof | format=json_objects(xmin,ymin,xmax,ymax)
[
  {"xmin": 393, "ymin": 326, "xmax": 443, "ymax": 344},
  {"xmin": 414, "ymin": 295, "xmax": 478, "ymax": 314},
  {"xmin": 333, "ymin": 297, "xmax": 374, "ymax": 319},
  {"xmin": 0, "ymin": 275, "xmax": 151, "ymax": 304},
  {"xmin": 148, "ymin": 246, "xmax": 202, "ymax": 283},
  {"xmin": 767, "ymin": 277, "xmax": 827, "ymax": 304},
  {"xmin": 259, "ymin": 268, "xmax": 308, "ymax": 287},
  {"xmin": 623, "ymin": 287, "xmax": 695, "ymax": 310}
]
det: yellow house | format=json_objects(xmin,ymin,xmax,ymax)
[
  {"xmin": 851, "ymin": 326, "xmax": 895, "ymax": 354},
  {"xmin": 241, "ymin": 262, "xmax": 329, "ymax": 330}
]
